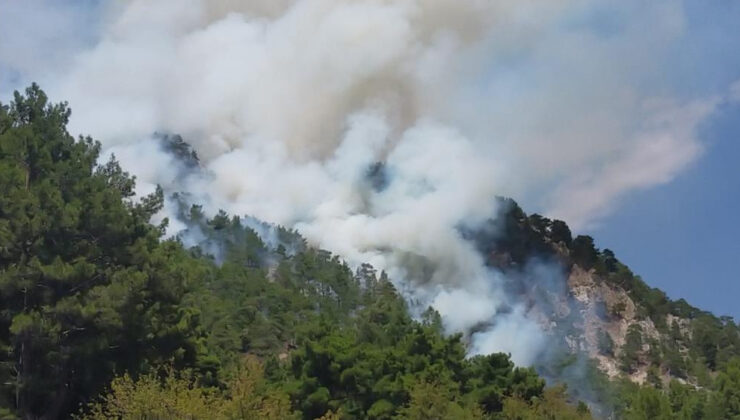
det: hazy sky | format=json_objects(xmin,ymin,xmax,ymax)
[
  {"xmin": 592, "ymin": 100, "xmax": 740, "ymax": 319},
  {"xmin": 1, "ymin": 0, "xmax": 739, "ymax": 320},
  {"xmin": 586, "ymin": 1, "xmax": 740, "ymax": 319}
]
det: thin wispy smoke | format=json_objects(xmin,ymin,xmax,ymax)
[{"xmin": 2, "ymin": 0, "xmax": 739, "ymax": 365}]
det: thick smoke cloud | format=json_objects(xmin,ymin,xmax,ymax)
[{"xmin": 2, "ymin": 0, "xmax": 739, "ymax": 365}]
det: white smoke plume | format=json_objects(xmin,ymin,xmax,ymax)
[{"xmin": 2, "ymin": 0, "xmax": 739, "ymax": 366}]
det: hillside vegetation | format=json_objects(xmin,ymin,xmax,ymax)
[
  {"xmin": 483, "ymin": 198, "xmax": 740, "ymax": 386},
  {"xmin": 1, "ymin": 86, "xmax": 739, "ymax": 419}
]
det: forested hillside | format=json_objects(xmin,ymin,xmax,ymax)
[
  {"xmin": 480, "ymin": 198, "xmax": 740, "ymax": 385},
  {"xmin": 1, "ymin": 86, "xmax": 739, "ymax": 419}
]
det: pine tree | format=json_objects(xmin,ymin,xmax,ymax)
[{"xmin": 0, "ymin": 85, "xmax": 209, "ymax": 418}]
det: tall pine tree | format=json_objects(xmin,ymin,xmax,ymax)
[{"xmin": 0, "ymin": 85, "xmax": 209, "ymax": 419}]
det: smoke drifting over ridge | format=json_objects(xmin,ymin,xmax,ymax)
[{"xmin": 2, "ymin": 0, "xmax": 739, "ymax": 365}]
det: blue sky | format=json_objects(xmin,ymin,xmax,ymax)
[
  {"xmin": 586, "ymin": 1, "xmax": 740, "ymax": 318},
  {"xmin": 592, "ymin": 101, "xmax": 740, "ymax": 319}
]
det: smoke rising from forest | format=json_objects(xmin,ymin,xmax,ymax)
[{"xmin": 2, "ymin": 0, "xmax": 739, "ymax": 365}]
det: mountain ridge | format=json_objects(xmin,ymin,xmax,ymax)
[
  {"xmin": 478, "ymin": 198, "xmax": 737, "ymax": 387},
  {"xmin": 157, "ymin": 113, "xmax": 740, "ymax": 404},
  {"xmin": 1, "ymin": 85, "xmax": 739, "ymax": 419}
]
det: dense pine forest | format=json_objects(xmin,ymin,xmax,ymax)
[{"xmin": 1, "ymin": 86, "xmax": 740, "ymax": 419}]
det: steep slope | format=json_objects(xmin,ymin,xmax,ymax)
[
  {"xmin": 149, "ymin": 123, "xmax": 740, "ymax": 394},
  {"xmin": 476, "ymin": 198, "xmax": 740, "ymax": 390},
  {"xmin": 155, "ymin": 126, "xmax": 740, "ymax": 410},
  {"xmin": 4, "ymin": 85, "xmax": 739, "ymax": 419},
  {"xmin": 0, "ymin": 86, "xmax": 594, "ymax": 419}
]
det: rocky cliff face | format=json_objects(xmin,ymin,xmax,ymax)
[
  {"xmin": 566, "ymin": 265, "xmax": 671, "ymax": 384},
  {"xmin": 476, "ymin": 198, "xmax": 731, "ymax": 389}
]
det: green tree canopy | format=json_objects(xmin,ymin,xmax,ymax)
[{"xmin": 0, "ymin": 85, "xmax": 210, "ymax": 418}]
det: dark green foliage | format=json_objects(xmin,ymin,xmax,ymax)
[
  {"xmin": 499, "ymin": 198, "xmax": 740, "ymax": 388},
  {"xmin": 170, "ymin": 163, "xmax": 740, "ymax": 420},
  {"xmin": 621, "ymin": 324, "xmax": 644, "ymax": 373},
  {"xmin": 550, "ymin": 219, "xmax": 573, "ymax": 247},
  {"xmin": 597, "ymin": 330, "xmax": 615, "ymax": 356},
  {"xmin": 466, "ymin": 198, "xmax": 558, "ymax": 267},
  {"xmin": 157, "ymin": 133, "xmax": 200, "ymax": 168},
  {"xmin": 280, "ymin": 290, "xmax": 547, "ymax": 419},
  {"xmin": 611, "ymin": 300, "xmax": 627, "ymax": 319},
  {"xmin": 0, "ymin": 86, "xmax": 211, "ymax": 418},
  {"xmin": 647, "ymin": 338, "xmax": 663, "ymax": 367},
  {"xmin": 600, "ymin": 248, "xmax": 618, "ymax": 273},
  {"xmin": 571, "ymin": 235, "xmax": 599, "ymax": 269},
  {"xmin": 646, "ymin": 365, "xmax": 663, "ymax": 388},
  {"xmin": 671, "ymin": 298, "xmax": 706, "ymax": 319},
  {"xmin": 159, "ymin": 200, "xmax": 565, "ymax": 419},
  {"xmin": 707, "ymin": 357, "xmax": 740, "ymax": 419},
  {"xmin": 664, "ymin": 347, "xmax": 688, "ymax": 379},
  {"xmin": 464, "ymin": 353, "xmax": 545, "ymax": 413},
  {"xmin": 2, "ymin": 86, "xmax": 740, "ymax": 420},
  {"xmin": 691, "ymin": 316, "xmax": 723, "ymax": 370},
  {"xmin": 624, "ymin": 386, "xmax": 673, "ymax": 420}
]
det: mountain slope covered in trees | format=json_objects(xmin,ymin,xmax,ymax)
[
  {"xmin": 1, "ymin": 86, "xmax": 739, "ymax": 419},
  {"xmin": 479, "ymin": 197, "xmax": 740, "ymax": 387}
]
